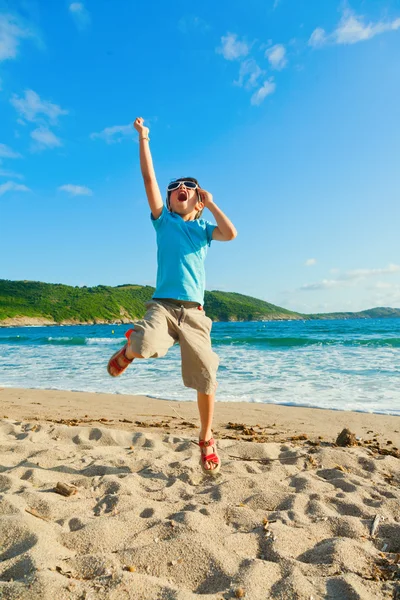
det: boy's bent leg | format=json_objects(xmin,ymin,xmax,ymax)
[{"xmin": 107, "ymin": 301, "xmax": 176, "ymax": 377}]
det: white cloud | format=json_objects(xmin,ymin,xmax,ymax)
[
  {"xmin": 0, "ymin": 168, "xmax": 24, "ymax": 179},
  {"xmin": 0, "ymin": 13, "xmax": 37, "ymax": 62},
  {"xmin": 345, "ymin": 264, "xmax": 400, "ymax": 278},
  {"xmin": 217, "ymin": 33, "xmax": 249, "ymax": 61},
  {"xmin": 0, "ymin": 180, "xmax": 30, "ymax": 196},
  {"xmin": 90, "ymin": 124, "xmax": 134, "ymax": 143},
  {"xmin": 300, "ymin": 279, "xmax": 343, "ymax": 291},
  {"xmin": 305, "ymin": 258, "xmax": 316, "ymax": 266},
  {"xmin": 10, "ymin": 90, "xmax": 68, "ymax": 125},
  {"xmin": 309, "ymin": 10, "xmax": 400, "ymax": 48},
  {"xmin": 372, "ymin": 281, "xmax": 395, "ymax": 290},
  {"xmin": 308, "ymin": 27, "xmax": 327, "ymax": 48},
  {"xmin": 178, "ymin": 15, "xmax": 209, "ymax": 34},
  {"xmin": 235, "ymin": 59, "xmax": 265, "ymax": 88},
  {"xmin": 58, "ymin": 184, "xmax": 93, "ymax": 196},
  {"xmin": 30, "ymin": 127, "xmax": 62, "ymax": 150},
  {"xmin": 69, "ymin": 3, "xmax": 91, "ymax": 31},
  {"xmin": 265, "ymin": 44, "xmax": 287, "ymax": 70},
  {"xmin": 251, "ymin": 79, "xmax": 276, "ymax": 105},
  {"xmin": 0, "ymin": 142, "xmax": 21, "ymax": 158},
  {"xmin": 300, "ymin": 263, "xmax": 400, "ymax": 291}
]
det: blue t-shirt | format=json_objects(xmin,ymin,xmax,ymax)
[{"xmin": 151, "ymin": 206, "xmax": 216, "ymax": 304}]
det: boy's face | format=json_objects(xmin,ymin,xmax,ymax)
[{"xmin": 169, "ymin": 184, "xmax": 203, "ymax": 219}]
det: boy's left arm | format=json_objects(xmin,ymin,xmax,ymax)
[{"xmin": 199, "ymin": 189, "xmax": 237, "ymax": 242}]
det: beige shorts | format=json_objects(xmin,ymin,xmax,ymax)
[{"xmin": 127, "ymin": 299, "xmax": 219, "ymax": 394}]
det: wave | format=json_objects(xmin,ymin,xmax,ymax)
[
  {"xmin": 0, "ymin": 336, "xmax": 124, "ymax": 346},
  {"xmin": 213, "ymin": 336, "xmax": 400, "ymax": 348},
  {"xmin": 0, "ymin": 335, "xmax": 31, "ymax": 343},
  {"xmin": 2, "ymin": 334, "xmax": 400, "ymax": 349}
]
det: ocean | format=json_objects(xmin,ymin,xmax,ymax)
[{"xmin": 0, "ymin": 318, "xmax": 399, "ymax": 416}]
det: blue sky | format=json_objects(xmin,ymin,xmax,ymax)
[{"xmin": 1, "ymin": 0, "xmax": 399, "ymax": 313}]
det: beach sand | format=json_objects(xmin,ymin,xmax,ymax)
[{"xmin": 0, "ymin": 388, "xmax": 399, "ymax": 599}]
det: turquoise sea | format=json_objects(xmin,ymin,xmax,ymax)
[{"xmin": 0, "ymin": 318, "xmax": 399, "ymax": 416}]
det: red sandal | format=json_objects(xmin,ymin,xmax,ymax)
[
  {"xmin": 107, "ymin": 329, "xmax": 134, "ymax": 377},
  {"xmin": 198, "ymin": 437, "xmax": 221, "ymax": 476}
]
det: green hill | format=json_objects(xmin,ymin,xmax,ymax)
[
  {"xmin": 0, "ymin": 279, "xmax": 399, "ymax": 326},
  {"xmin": 0, "ymin": 279, "xmax": 303, "ymax": 325},
  {"xmin": 308, "ymin": 307, "xmax": 400, "ymax": 320}
]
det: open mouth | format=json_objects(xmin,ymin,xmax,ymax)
[{"xmin": 178, "ymin": 191, "xmax": 187, "ymax": 202}]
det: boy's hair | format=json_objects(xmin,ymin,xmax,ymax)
[{"xmin": 167, "ymin": 177, "xmax": 204, "ymax": 219}]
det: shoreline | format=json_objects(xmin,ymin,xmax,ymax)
[
  {"xmin": 2, "ymin": 315, "xmax": 400, "ymax": 327},
  {"xmin": 1, "ymin": 384, "xmax": 400, "ymax": 418},
  {"xmin": 0, "ymin": 316, "xmax": 304, "ymax": 327},
  {"xmin": 1, "ymin": 387, "xmax": 399, "ymax": 447}
]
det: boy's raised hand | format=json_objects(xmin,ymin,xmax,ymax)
[
  {"xmin": 199, "ymin": 188, "xmax": 214, "ymax": 208},
  {"xmin": 133, "ymin": 117, "xmax": 149, "ymax": 137}
]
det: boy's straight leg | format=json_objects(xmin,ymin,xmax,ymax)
[{"xmin": 197, "ymin": 391, "xmax": 216, "ymax": 470}]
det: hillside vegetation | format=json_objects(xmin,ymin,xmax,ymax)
[{"xmin": 0, "ymin": 280, "xmax": 303, "ymax": 324}]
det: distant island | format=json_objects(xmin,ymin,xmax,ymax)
[{"xmin": 0, "ymin": 279, "xmax": 399, "ymax": 326}]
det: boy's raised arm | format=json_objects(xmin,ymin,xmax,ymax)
[{"xmin": 133, "ymin": 117, "xmax": 163, "ymax": 220}]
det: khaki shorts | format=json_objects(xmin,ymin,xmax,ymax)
[{"xmin": 127, "ymin": 299, "xmax": 219, "ymax": 395}]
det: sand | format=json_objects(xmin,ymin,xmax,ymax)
[{"xmin": 0, "ymin": 388, "xmax": 399, "ymax": 599}]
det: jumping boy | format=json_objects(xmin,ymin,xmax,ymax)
[{"xmin": 107, "ymin": 117, "xmax": 237, "ymax": 475}]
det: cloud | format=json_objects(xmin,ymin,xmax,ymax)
[
  {"xmin": 305, "ymin": 258, "xmax": 316, "ymax": 266},
  {"xmin": 235, "ymin": 59, "xmax": 265, "ymax": 89},
  {"xmin": 178, "ymin": 15, "xmax": 210, "ymax": 34},
  {"xmin": 251, "ymin": 79, "xmax": 276, "ymax": 105},
  {"xmin": 345, "ymin": 264, "xmax": 400, "ymax": 278},
  {"xmin": 309, "ymin": 10, "xmax": 400, "ymax": 48},
  {"xmin": 0, "ymin": 180, "xmax": 30, "ymax": 196},
  {"xmin": 217, "ymin": 33, "xmax": 249, "ymax": 61},
  {"xmin": 0, "ymin": 13, "xmax": 37, "ymax": 62},
  {"xmin": 0, "ymin": 142, "xmax": 22, "ymax": 158},
  {"xmin": 308, "ymin": 28, "xmax": 327, "ymax": 48},
  {"xmin": 30, "ymin": 127, "xmax": 62, "ymax": 150},
  {"xmin": 10, "ymin": 90, "xmax": 68, "ymax": 125},
  {"xmin": 301, "ymin": 279, "xmax": 343, "ymax": 291},
  {"xmin": 273, "ymin": 0, "xmax": 281, "ymax": 9},
  {"xmin": 0, "ymin": 168, "xmax": 24, "ymax": 179},
  {"xmin": 265, "ymin": 44, "xmax": 287, "ymax": 70},
  {"xmin": 371, "ymin": 281, "xmax": 395, "ymax": 290},
  {"xmin": 69, "ymin": 3, "xmax": 91, "ymax": 31},
  {"xmin": 300, "ymin": 263, "xmax": 400, "ymax": 291},
  {"xmin": 90, "ymin": 124, "xmax": 134, "ymax": 143},
  {"xmin": 58, "ymin": 184, "xmax": 93, "ymax": 196}
]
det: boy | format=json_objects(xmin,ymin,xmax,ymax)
[{"xmin": 107, "ymin": 117, "xmax": 237, "ymax": 475}]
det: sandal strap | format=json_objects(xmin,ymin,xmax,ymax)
[
  {"xmin": 201, "ymin": 452, "xmax": 219, "ymax": 464},
  {"xmin": 199, "ymin": 437, "xmax": 215, "ymax": 448},
  {"xmin": 118, "ymin": 348, "xmax": 133, "ymax": 365},
  {"xmin": 108, "ymin": 346, "xmax": 132, "ymax": 374}
]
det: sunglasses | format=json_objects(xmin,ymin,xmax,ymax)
[{"xmin": 167, "ymin": 180, "xmax": 198, "ymax": 191}]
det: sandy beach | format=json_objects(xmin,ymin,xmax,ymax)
[{"xmin": 0, "ymin": 388, "xmax": 399, "ymax": 599}]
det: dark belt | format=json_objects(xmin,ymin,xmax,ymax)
[{"xmin": 153, "ymin": 297, "xmax": 201, "ymax": 309}]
